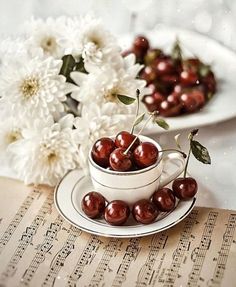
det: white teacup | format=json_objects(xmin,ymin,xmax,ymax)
[{"xmin": 88, "ymin": 135, "xmax": 185, "ymax": 205}]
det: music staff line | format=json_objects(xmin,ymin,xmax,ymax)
[
  {"xmin": 20, "ymin": 215, "xmax": 64, "ymax": 286},
  {"xmin": 67, "ymin": 235, "xmax": 102, "ymax": 287},
  {"xmin": 208, "ymin": 213, "xmax": 236, "ymax": 287},
  {"xmin": 0, "ymin": 189, "xmax": 40, "ymax": 254},
  {"xmin": 42, "ymin": 226, "xmax": 81, "ymax": 287},
  {"xmin": 187, "ymin": 211, "xmax": 218, "ymax": 286},
  {"xmin": 0, "ymin": 193, "xmax": 54, "ymax": 285},
  {"xmin": 162, "ymin": 209, "xmax": 199, "ymax": 287}
]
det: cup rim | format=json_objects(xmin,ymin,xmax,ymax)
[{"xmin": 88, "ymin": 135, "xmax": 163, "ymax": 176}]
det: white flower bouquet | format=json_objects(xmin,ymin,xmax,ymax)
[{"xmin": 0, "ymin": 15, "xmax": 149, "ymax": 186}]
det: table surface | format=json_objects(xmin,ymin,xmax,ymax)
[{"xmin": 1, "ymin": 116, "xmax": 236, "ymax": 211}]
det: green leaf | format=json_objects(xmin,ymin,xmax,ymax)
[
  {"xmin": 190, "ymin": 140, "xmax": 211, "ymax": 164},
  {"xmin": 199, "ymin": 63, "xmax": 211, "ymax": 77},
  {"xmin": 60, "ymin": 55, "xmax": 76, "ymax": 80},
  {"xmin": 174, "ymin": 133, "xmax": 182, "ymax": 150},
  {"xmin": 133, "ymin": 113, "xmax": 145, "ymax": 128},
  {"xmin": 117, "ymin": 94, "xmax": 136, "ymax": 105},
  {"xmin": 155, "ymin": 118, "xmax": 169, "ymax": 130},
  {"xmin": 207, "ymin": 92, "xmax": 213, "ymax": 100},
  {"xmin": 75, "ymin": 57, "xmax": 87, "ymax": 74},
  {"xmin": 171, "ymin": 39, "xmax": 182, "ymax": 62}
]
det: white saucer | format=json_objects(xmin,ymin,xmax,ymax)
[
  {"xmin": 54, "ymin": 169, "xmax": 196, "ymax": 238},
  {"xmin": 120, "ymin": 27, "xmax": 236, "ymax": 133}
]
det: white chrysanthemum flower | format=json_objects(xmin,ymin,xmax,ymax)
[
  {"xmin": 0, "ymin": 117, "xmax": 25, "ymax": 156},
  {"xmin": 0, "ymin": 55, "xmax": 70, "ymax": 119},
  {"xmin": 70, "ymin": 54, "xmax": 148, "ymax": 114},
  {"xmin": 23, "ymin": 17, "xmax": 68, "ymax": 58},
  {"xmin": 9, "ymin": 115, "xmax": 80, "ymax": 186},
  {"xmin": 74, "ymin": 103, "xmax": 132, "ymax": 170},
  {"xmin": 61, "ymin": 14, "xmax": 121, "ymax": 71}
]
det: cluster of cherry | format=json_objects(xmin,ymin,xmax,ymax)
[
  {"xmin": 81, "ymin": 184, "xmax": 197, "ymax": 226},
  {"xmin": 123, "ymin": 35, "xmax": 217, "ymax": 117},
  {"xmin": 81, "ymin": 131, "xmax": 197, "ymax": 226}
]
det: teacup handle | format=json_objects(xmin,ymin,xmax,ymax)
[{"xmin": 159, "ymin": 152, "xmax": 186, "ymax": 188}]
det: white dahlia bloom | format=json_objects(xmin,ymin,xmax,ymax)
[
  {"xmin": 74, "ymin": 103, "xmax": 132, "ymax": 170},
  {"xmin": 0, "ymin": 55, "xmax": 69, "ymax": 119},
  {"xmin": 70, "ymin": 54, "xmax": 148, "ymax": 114},
  {"xmin": 9, "ymin": 115, "xmax": 80, "ymax": 186},
  {"xmin": 23, "ymin": 17, "xmax": 68, "ymax": 58},
  {"xmin": 62, "ymin": 14, "xmax": 121, "ymax": 71},
  {"xmin": 0, "ymin": 118, "xmax": 25, "ymax": 156}
]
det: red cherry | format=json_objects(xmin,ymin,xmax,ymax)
[
  {"xmin": 132, "ymin": 199, "xmax": 159, "ymax": 224},
  {"xmin": 115, "ymin": 131, "xmax": 140, "ymax": 151},
  {"xmin": 142, "ymin": 92, "xmax": 165, "ymax": 112},
  {"xmin": 172, "ymin": 177, "xmax": 198, "ymax": 200},
  {"xmin": 92, "ymin": 138, "xmax": 115, "ymax": 168},
  {"xmin": 191, "ymin": 89, "xmax": 206, "ymax": 108},
  {"xmin": 133, "ymin": 142, "xmax": 159, "ymax": 168},
  {"xmin": 158, "ymin": 100, "xmax": 182, "ymax": 117},
  {"xmin": 180, "ymin": 70, "xmax": 199, "ymax": 86},
  {"xmin": 201, "ymin": 71, "xmax": 217, "ymax": 93},
  {"xmin": 140, "ymin": 66, "xmax": 157, "ymax": 84},
  {"xmin": 167, "ymin": 93, "xmax": 181, "ymax": 106},
  {"xmin": 147, "ymin": 83, "xmax": 156, "ymax": 93},
  {"xmin": 133, "ymin": 35, "xmax": 150, "ymax": 59},
  {"xmin": 180, "ymin": 92, "xmax": 199, "ymax": 113},
  {"xmin": 81, "ymin": 192, "xmax": 106, "ymax": 219},
  {"xmin": 160, "ymin": 74, "xmax": 179, "ymax": 86},
  {"xmin": 152, "ymin": 188, "xmax": 176, "ymax": 212},
  {"xmin": 183, "ymin": 58, "xmax": 201, "ymax": 72},
  {"xmin": 104, "ymin": 200, "xmax": 130, "ymax": 225},
  {"xmin": 173, "ymin": 84, "xmax": 184, "ymax": 94},
  {"xmin": 153, "ymin": 58, "xmax": 175, "ymax": 76},
  {"xmin": 109, "ymin": 148, "xmax": 132, "ymax": 171}
]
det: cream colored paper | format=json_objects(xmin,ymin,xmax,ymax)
[{"xmin": 0, "ymin": 177, "xmax": 235, "ymax": 287}]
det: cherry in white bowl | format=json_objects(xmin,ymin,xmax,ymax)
[{"xmin": 88, "ymin": 135, "xmax": 186, "ymax": 205}]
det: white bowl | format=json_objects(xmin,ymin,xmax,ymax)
[{"xmin": 88, "ymin": 135, "xmax": 185, "ymax": 205}]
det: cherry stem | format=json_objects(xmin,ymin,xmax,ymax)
[
  {"xmin": 124, "ymin": 113, "xmax": 153, "ymax": 155},
  {"xmin": 159, "ymin": 149, "xmax": 187, "ymax": 158},
  {"xmin": 131, "ymin": 90, "xmax": 140, "ymax": 135},
  {"xmin": 184, "ymin": 146, "xmax": 191, "ymax": 178}
]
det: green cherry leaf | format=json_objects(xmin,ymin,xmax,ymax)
[
  {"xmin": 155, "ymin": 118, "xmax": 169, "ymax": 130},
  {"xmin": 60, "ymin": 55, "xmax": 76, "ymax": 79},
  {"xmin": 75, "ymin": 57, "xmax": 87, "ymax": 74},
  {"xmin": 133, "ymin": 112, "xmax": 145, "ymax": 128},
  {"xmin": 190, "ymin": 140, "xmax": 211, "ymax": 164},
  {"xmin": 199, "ymin": 63, "xmax": 211, "ymax": 77},
  {"xmin": 171, "ymin": 39, "xmax": 182, "ymax": 62},
  {"xmin": 117, "ymin": 94, "xmax": 136, "ymax": 105}
]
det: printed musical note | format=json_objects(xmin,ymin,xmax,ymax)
[
  {"xmin": 0, "ymin": 192, "xmax": 54, "ymax": 285},
  {"xmin": 0, "ymin": 189, "xmax": 39, "ymax": 254},
  {"xmin": 136, "ymin": 232, "xmax": 168, "ymax": 287},
  {"xmin": 112, "ymin": 238, "xmax": 141, "ymax": 287},
  {"xmin": 187, "ymin": 211, "xmax": 218, "ymax": 286},
  {"xmin": 162, "ymin": 209, "xmax": 199, "ymax": 286},
  {"xmin": 67, "ymin": 235, "xmax": 102, "ymax": 286},
  {"xmin": 19, "ymin": 215, "xmax": 64, "ymax": 286},
  {"xmin": 42, "ymin": 226, "xmax": 81, "ymax": 287},
  {"xmin": 208, "ymin": 213, "xmax": 236, "ymax": 287},
  {"xmin": 0, "ymin": 178, "xmax": 236, "ymax": 287},
  {"xmin": 88, "ymin": 238, "xmax": 120, "ymax": 287}
]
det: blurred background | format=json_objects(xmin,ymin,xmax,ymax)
[{"xmin": 0, "ymin": 0, "xmax": 235, "ymax": 50}]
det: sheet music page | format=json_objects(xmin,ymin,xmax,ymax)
[{"xmin": 0, "ymin": 177, "xmax": 235, "ymax": 287}]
